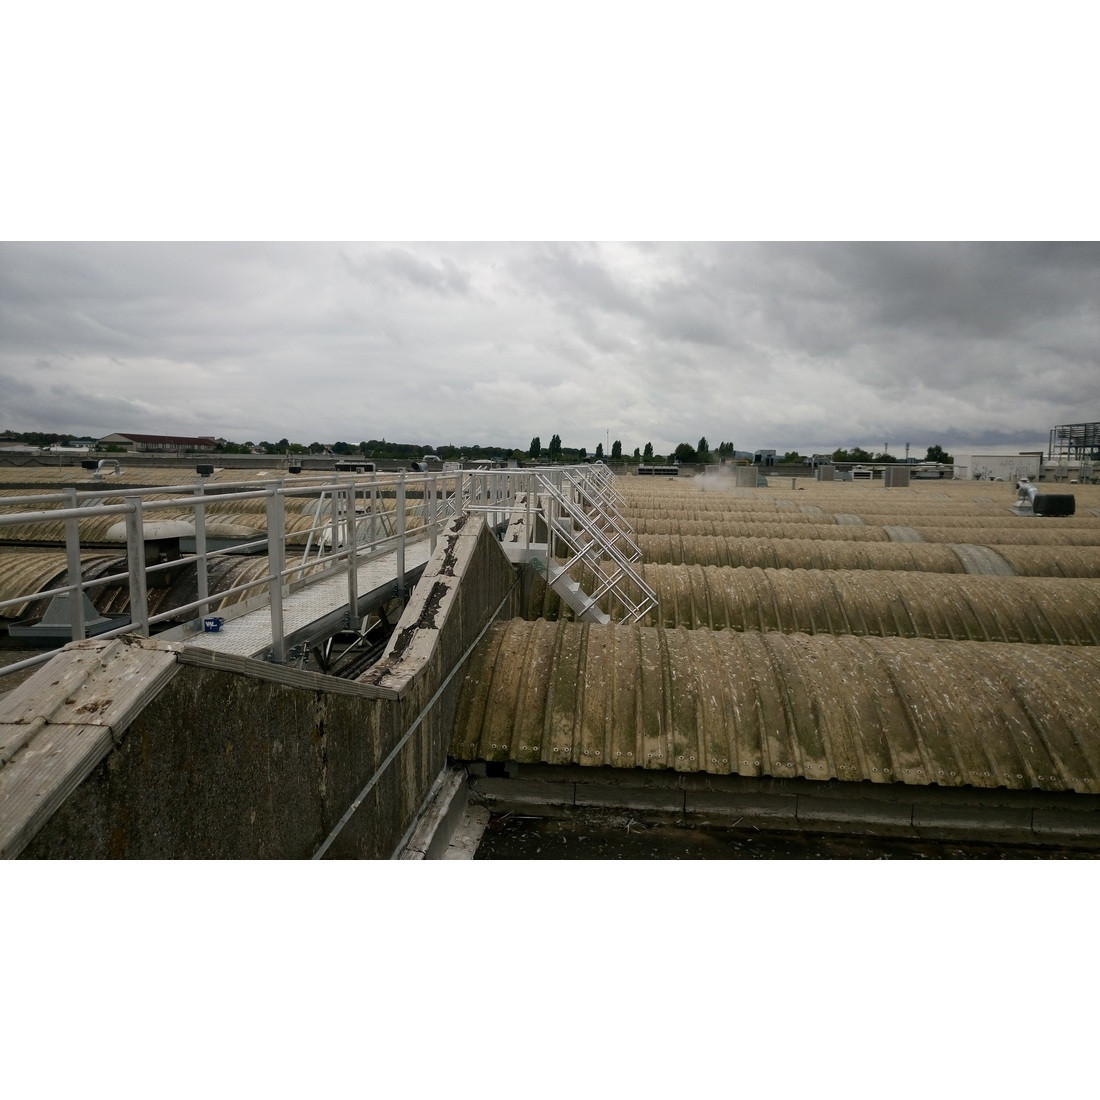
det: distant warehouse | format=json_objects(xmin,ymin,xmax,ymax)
[
  {"xmin": 98, "ymin": 433, "xmax": 218, "ymax": 453},
  {"xmin": 953, "ymin": 453, "xmax": 1043, "ymax": 482}
]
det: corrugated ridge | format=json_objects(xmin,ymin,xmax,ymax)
[
  {"xmin": 451, "ymin": 621, "xmax": 1100, "ymax": 793},
  {"xmin": 632, "ymin": 518, "xmax": 890, "ymax": 541}
]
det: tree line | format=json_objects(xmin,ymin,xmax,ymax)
[{"xmin": 2, "ymin": 428, "xmax": 953, "ymax": 467}]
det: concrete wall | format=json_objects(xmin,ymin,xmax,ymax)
[{"xmin": 10, "ymin": 516, "xmax": 519, "ymax": 858}]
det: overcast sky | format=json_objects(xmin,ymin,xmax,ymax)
[{"xmin": 2, "ymin": 241, "xmax": 1097, "ymax": 458}]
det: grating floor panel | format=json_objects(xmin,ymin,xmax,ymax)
[{"xmin": 181, "ymin": 541, "xmax": 433, "ymax": 659}]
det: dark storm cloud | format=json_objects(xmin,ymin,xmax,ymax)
[{"xmin": 0, "ymin": 242, "xmax": 1097, "ymax": 456}]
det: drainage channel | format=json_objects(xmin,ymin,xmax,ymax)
[
  {"xmin": 472, "ymin": 811, "xmax": 1092, "ymax": 859},
  {"xmin": 406, "ymin": 768, "xmax": 1099, "ymax": 860}
]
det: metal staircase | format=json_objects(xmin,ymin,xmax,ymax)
[
  {"xmin": 558, "ymin": 466, "xmax": 645, "ymax": 565},
  {"xmin": 298, "ymin": 466, "xmax": 657, "ymax": 626},
  {"xmin": 533, "ymin": 470, "xmax": 656, "ymax": 625}
]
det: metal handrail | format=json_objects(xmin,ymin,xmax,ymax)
[
  {"xmin": 0, "ymin": 464, "xmax": 647, "ymax": 675},
  {"xmin": 0, "ymin": 469, "xmax": 459, "ymax": 675}
]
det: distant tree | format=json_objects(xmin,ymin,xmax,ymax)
[
  {"xmin": 529, "ymin": 436, "xmax": 541, "ymax": 459},
  {"xmin": 872, "ymin": 451, "xmax": 896, "ymax": 463},
  {"xmin": 925, "ymin": 444, "xmax": 953, "ymax": 463},
  {"xmin": 308, "ymin": 441, "xmax": 324, "ymax": 453},
  {"xmin": 674, "ymin": 442, "xmax": 698, "ymax": 463},
  {"xmin": 643, "ymin": 441, "xmax": 653, "ymax": 460},
  {"xmin": 633, "ymin": 446, "xmax": 641, "ymax": 460},
  {"xmin": 782, "ymin": 450, "xmax": 805, "ymax": 464},
  {"xmin": 579, "ymin": 446, "xmax": 587, "ymax": 459},
  {"xmin": 697, "ymin": 436, "xmax": 710, "ymax": 461},
  {"xmin": 332, "ymin": 441, "xmax": 353, "ymax": 455},
  {"xmin": 595, "ymin": 442, "xmax": 604, "ymax": 459},
  {"xmin": 611, "ymin": 439, "xmax": 622, "ymax": 459},
  {"xmin": 548, "ymin": 433, "xmax": 562, "ymax": 461}
]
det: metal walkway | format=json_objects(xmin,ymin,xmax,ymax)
[
  {"xmin": 173, "ymin": 541, "xmax": 432, "ymax": 661},
  {"xmin": 1, "ymin": 463, "xmax": 648, "ymax": 678}
]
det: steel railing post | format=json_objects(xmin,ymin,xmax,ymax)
[
  {"xmin": 328, "ymin": 484, "xmax": 340, "ymax": 558},
  {"xmin": 124, "ymin": 495, "xmax": 150, "ymax": 636},
  {"xmin": 429, "ymin": 473, "xmax": 438, "ymax": 554},
  {"xmin": 369, "ymin": 471, "xmax": 378, "ymax": 549},
  {"xmin": 266, "ymin": 484, "xmax": 287, "ymax": 663},
  {"xmin": 345, "ymin": 477, "xmax": 358, "ymax": 625},
  {"xmin": 194, "ymin": 478, "xmax": 209, "ymax": 622},
  {"xmin": 397, "ymin": 471, "xmax": 407, "ymax": 600},
  {"xmin": 63, "ymin": 488, "xmax": 86, "ymax": 641}
]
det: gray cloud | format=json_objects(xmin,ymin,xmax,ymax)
[{"xmin": 1, "ymin": 242, "xmax": 1097, "ymax": 457}]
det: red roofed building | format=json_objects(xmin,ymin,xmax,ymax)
[{"xmin": 98, "ymin": 433, "xmax": 218, "ymax": 453}]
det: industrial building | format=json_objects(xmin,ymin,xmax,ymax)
[{"xmin": 96, "ymin": 432, "xmax": 218, "ymax": 453}]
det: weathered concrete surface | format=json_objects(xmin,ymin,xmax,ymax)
[
  {"xmin": 0, "ymin": 636, "xmax": 178, "ymax": 858},
  {"xmin": 4, "ymin": 516, "xmax": 519, "ymax": 858}
]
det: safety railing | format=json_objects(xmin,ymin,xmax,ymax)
[
  {"xmin": 0, "ymin": 469, "xmax": 465, "ymax": 679},
  {"xmin": 0, "ymin": 463, "xmax": 649, "ymax": 679}
]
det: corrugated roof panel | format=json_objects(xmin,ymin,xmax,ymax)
[
  {"xmin": 451, "ymin": 621, "xmax": 1100, "ymax": 794},
  {"xmin": 575, "ymin": 566, "xmax": 1100, "ymax": 644}
]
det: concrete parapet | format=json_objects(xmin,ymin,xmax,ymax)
[{"xmin": 3, "ymin": 515, "xmax": 520, "ymax": 858}]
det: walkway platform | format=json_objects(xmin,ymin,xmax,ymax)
[{"xmin": 171, "ymin": 540, "xmax": 433, "ymax": 661}]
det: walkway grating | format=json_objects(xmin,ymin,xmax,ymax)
[{"xmin": 180, "ymin": 541, "xmax": 433, "ymax": 659}]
